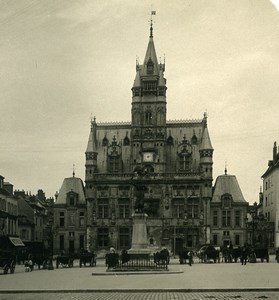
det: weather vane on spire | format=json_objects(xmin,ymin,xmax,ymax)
[{"xmin": 149, "ymin": 9, "xmax": 156, "ymax": 38}]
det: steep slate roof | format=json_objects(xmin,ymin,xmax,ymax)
[
  {"xmin": 17, "ymin": 197, "xmax": 34, "ymax": 222},
  {"xmin": 56, "ymin": 176, "xmax": 86, "ymax": 204},
  {"xmin": 141, "ymin": 26, "xmax": 159, "ymax": 77},
  {"xmin": 200, "ymin": 126, "xmax": 213, "ymax": 150},
  {"xmin": 212, "ymin": 174, "xmax": 246, "ymax": 203},
  {"xmin": 261, "ymin": 155, "xmax": 279, "ymax": 178}
]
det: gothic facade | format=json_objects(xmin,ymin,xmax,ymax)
[{"xmin": 85, "ymin": 23, "xmax": 214, "ymax": 255}]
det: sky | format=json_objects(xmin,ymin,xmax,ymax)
[{"xmin": 1, "ymin": 0, "xmax": 279, "ymax": 203}]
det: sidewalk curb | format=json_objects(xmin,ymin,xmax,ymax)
[
  {"xmin": 92, "ymin": 270, "xmax": 184, "ymax": 275},
  {"xmin": 1, "ymin": 288, "xmax": 279, "ymax": 294}
]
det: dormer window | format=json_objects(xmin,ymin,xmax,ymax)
[
  {"xmin": 221, "ymin": 193, "xmax": 232, "ymax": 209},
  {"xmin": 67, "ymin": 191, "xmax": 78, "ymax": 207},
  {"xmin": 70, "ymin": 196, "xmax": 75, "ymax": 206},
  {"xmin": 147, "ymin": 58, "xmax": 154, "ymax": 74}
]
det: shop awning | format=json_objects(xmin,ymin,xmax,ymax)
[{"xmin": 9, "ymin": 237, "xmax": 25, "ymax": 247}]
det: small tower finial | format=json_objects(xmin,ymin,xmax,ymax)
[
  {"xmin": 225, "ymin": 161, "xmax": 227, "ymax": 175},
  {"xmin": 73, "ymin": 164, "xmax": 75, "ymax": 177},
  {"xmin": 90, "ymin": 115, "xmax": 96, "ymax": 130}
]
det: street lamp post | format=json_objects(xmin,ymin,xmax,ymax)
[
  {"xmin": 45, "ymin": 221, "xmax": 54, "ymax": 270},
  {"xmin": 244, "ymin": 216, "xmax": 249, "ymax": 245},
  {"xmin": 173, "ymin": 224, "xmax": 176, "ymax": 258}
]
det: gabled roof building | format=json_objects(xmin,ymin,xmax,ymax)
[
  {"xmin": 210, "ymin": 169, "xmax": 248, "ymax": 248},
  {"xmin": 261, "ymin": 141, "xmax": 279, "ymax": 248},
  {"xmin": 53, "ymin": 172, "xmax": 87, "ymax": 254}
]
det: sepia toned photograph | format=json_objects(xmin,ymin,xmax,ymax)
[{"xmin": 1, "ymin": 1, "xmax": 279, "ymax": 299}]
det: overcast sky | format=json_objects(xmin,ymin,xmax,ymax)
[{"xmin": 1, "ymin": 0, "xmax": 279, "ymax": 203}]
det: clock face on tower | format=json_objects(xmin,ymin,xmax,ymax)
[{"xmin": 143, "ymin": 152, "xmax": 153, "ymax": 162}]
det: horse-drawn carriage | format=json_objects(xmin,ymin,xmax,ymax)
[
  {"xmin": 24, "ymin": 242, "xmax": 50, "ymax": 270},
  {"xmin": 56, "ymin": 253, "xmax": 74, "ymax": 268},
  {"xmin": 197, "ymin": 245, "xmax": 220, "ymax": 263},
  {"xmin": 79, "ymin": 251, "xmax": 96, "ymax": 267},
  {"xmin": 153, "ymin": 248, "xmax": 170, "ymax": 265},
  {"xmin": 250, "ymin": 247, "xmax": 269, "ymax": 263},
  {"xmin": 0, "ymin": 250, "xmax": 16, "ymax": 274},
  {"xmin": 0, "ymin": 235, "xmax": 25, "ymax": 274}
]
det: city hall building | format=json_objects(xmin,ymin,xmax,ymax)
[{"xmin": 85, "ymin": 22, "xmax": 214, "ymax": 255}]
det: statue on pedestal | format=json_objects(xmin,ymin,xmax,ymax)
[{"xmin": 131, "ymin": 167, "xmax": 148, "ymax": 213}]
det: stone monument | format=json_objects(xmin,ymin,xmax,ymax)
[{"xmin": 128, "ymin": 169, "xmax": 151, "ymax": 257}]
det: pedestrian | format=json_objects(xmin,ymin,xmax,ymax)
[
  {"xmin": 241, "ymin": 245, "xmax": 247, "ymax": 265},
  {"xmin": 188, "ymin": 250, "xmax": 193, "ymax": 266}
]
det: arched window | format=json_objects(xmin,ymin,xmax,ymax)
[
  {"xmin": 145, "ymin": 111, "xmax": 152, "ymax": 124},
  {"xmin": 123, "ymin": 133, "xmax": 130, "ymax": 146},
  {"xmin": 167, "ymin": 135, "xmax": 174, "ymax": 145},
  {"xmin": 179, "ymin": 155, "xmax": 191, "ymax": 171},
  {"xmin": 102, "ymin": 136, "xmax": 108, "ymax": 146},
  {"xmin": 147, "ymin": 58, "xmax": 154, "ymax": 74}
]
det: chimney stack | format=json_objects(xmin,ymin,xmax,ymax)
[{"xmin": 273, "ymin": 141, "xmax": 277, "ymax": 162}]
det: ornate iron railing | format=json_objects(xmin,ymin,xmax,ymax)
[{"xmin": 105, "ymin": 253, "xmax": 168, "ymax": 271}]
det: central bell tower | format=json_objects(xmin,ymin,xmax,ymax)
[{"xmin": 131, "ymin": 20, "xmax": 167, "ymax": 174}]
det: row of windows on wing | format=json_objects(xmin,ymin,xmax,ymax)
[
  {"xmin": 96, "ymin": 227, "xmax": 131, "ymax": 249},
  {"xmin": 212, "ymin": 209, "xmax": 244, "ymax": 228},
  {"xmin": 58, "ymin": 234, "xmax": 85, "ymax": 252},
  {"xmin": 107, "ymin": 155, "xmax": 191, "ymax": 173},
  {"xmin": 58, "ymin": 211, "xmax": 85, "ymax": 227},
  {"xmin": 132, "ymin": 86, "xmax": 166, "ymax": 97},
  {"xmin": 96, "ymin": 227, "xmax": 199, "ymax": 249},
  {"xmin": 212, "ymin": 233, "xmax": 242, "ymax": 248},
  {"xmin": 91, "ymin": 198, "xmax": 202, "ymax": 219},
  {"xmin": 87, "ymin": 186, "xmax": 200, "ymax": 198},
  {"xmin": 132, "ymin": 107, "xmax": 166, "ymax": 125}
]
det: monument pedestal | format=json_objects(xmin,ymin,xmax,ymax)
[
  {"xmin": 128, "ymin": 212, "xmax": 151, "ymax": 258},
  {"xmin": 106, "ymin": 212, "xmax": 168, "ymax": 272}
]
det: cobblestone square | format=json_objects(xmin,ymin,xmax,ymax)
[{"xmin": 0, "ymin": 258, "xmax": 279, "ymax": 299}]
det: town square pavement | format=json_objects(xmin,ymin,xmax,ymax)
[{"xmin": 0, "ymin": 256, "xmax": 278, "ymax": 299}]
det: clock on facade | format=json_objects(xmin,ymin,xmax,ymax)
[{"xmin": 143, "ymin": 152, "xmax": 154, "ymax": 162}]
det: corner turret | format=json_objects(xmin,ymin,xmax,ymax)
[{"xmin": 85, "ymin": 117, "xmax": 98, "ymax": 181}]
